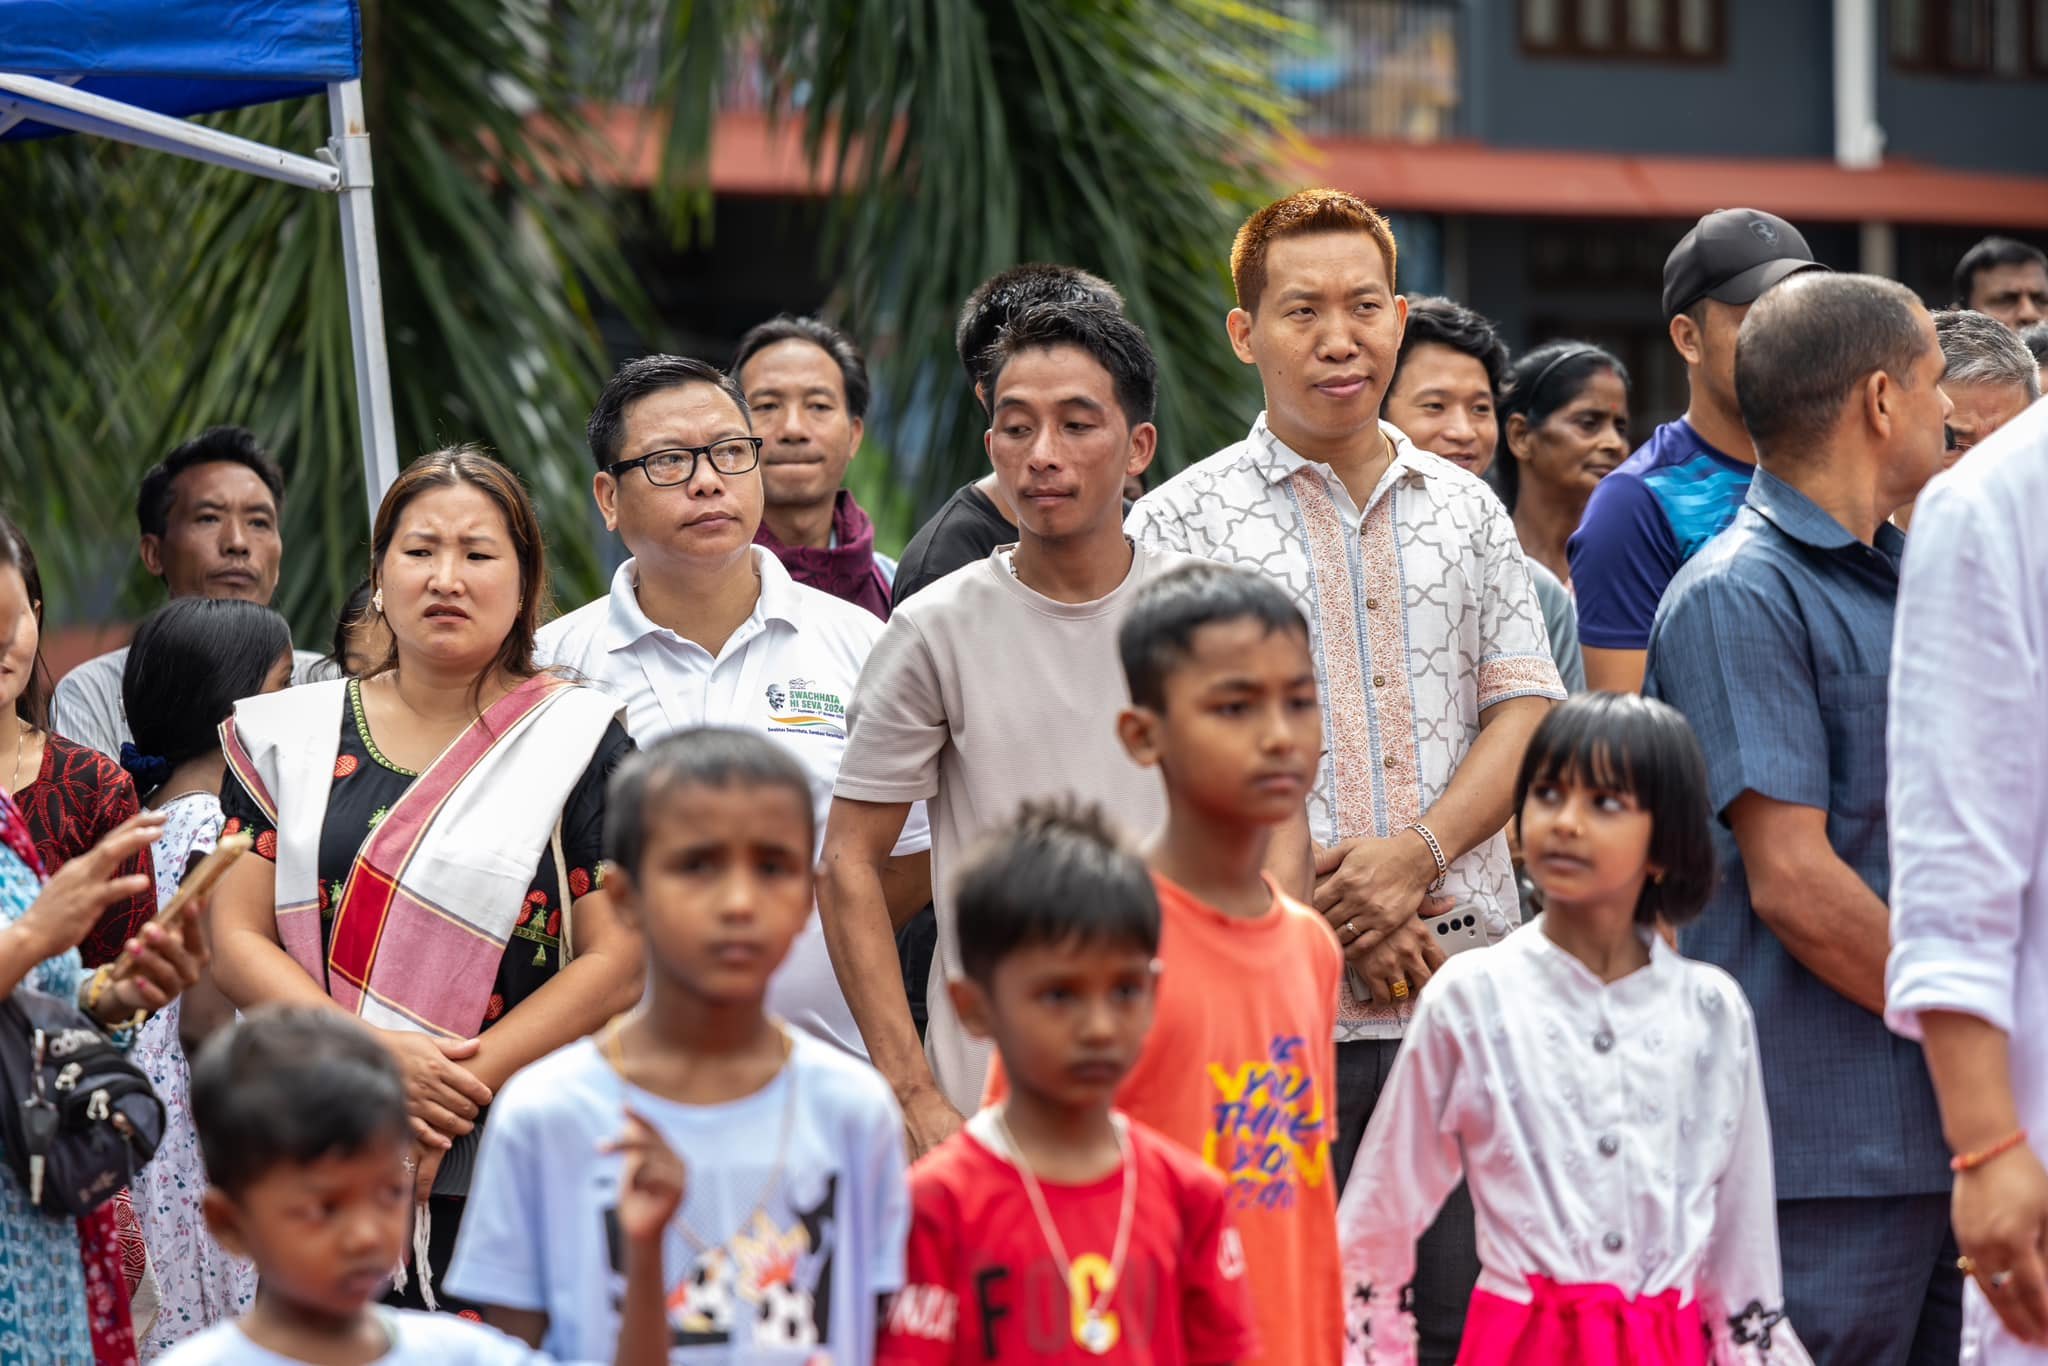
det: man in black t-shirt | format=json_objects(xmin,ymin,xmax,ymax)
[{"xmin": 891, "ymin": 263, "xmax": 1128, "ymax": 605}]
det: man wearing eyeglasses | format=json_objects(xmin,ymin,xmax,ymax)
[{"xmin": 536, "ymin": 354, "xmax": 931, "ymax": 1057}]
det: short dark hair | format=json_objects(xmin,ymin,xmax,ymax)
[
  {"xmin": 955, "ymin": 800, "xmax": 1159, "ymax": 987},
  {"xmin": 603, "ymin": 727, "xmax": 815, "ymax": 878},
  {"xmin": 985, "ymin": 300, "xmax": 1158, "ymax": 429},
  {"xmin": 1494, "ymin": 341, "xmax": 1630, "ymax": 511},
  {"xmin": 1513, "ymin": 693, "xmax": 1716, "ymax": 927},
  {"xmin": 0, "ymin": 512, "xmax": 52, "ymax": 731},
  {"xmin": 136, "ymin": 426, "xmax": 286, "ymax": 541},
  {"xmin": 327, "ymin": 577, "xmax": 376, "ymax": 673},
  {"xmin": 1119, "ymin": 563, "xmax": 1309, "ymax": 710},
  {"xmin": 1953, "ymin": 235, "xmax": 2048, "ymax": 307},
  {"xmin": 1735, "ymin": 273, "xmax": 1928, "ymax": 463},
  {"xmin": 190, "ymin": 1006, "xmax": 409, "ymax": 1197},
  {"xmin": 731, "ymin": 314, "xmax": 872, "ymax": 422},
  {"xmin": 122, "ymin": 598, "xmax": 292, "ymax": 794},
  {"xmin": 1389, "ymin": 296, "xmax": 1510, "ymax": 403},
  {"xmin": 2022, "ymin": 321, "xmax": 2048, "ymax": 366},
  {"xmin": 956, "ymin": 265, "xmax": 1124, "ymax": 395},
  {"xmin": 587, "ymin": 355, "xmax": 751, "ymax": 471}
]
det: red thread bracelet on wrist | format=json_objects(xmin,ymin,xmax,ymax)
[{"xmin": 1951, "ymin": 1129, "xmax": 2029, "ymax": 1172}]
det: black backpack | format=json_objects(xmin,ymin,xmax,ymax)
[{"xmin": 0, "ymin": 986, "xmax": 164, "ymax": 1216}]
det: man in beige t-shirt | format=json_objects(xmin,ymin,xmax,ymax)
[{"xmin": 820, "ymin": 300, "xmax": 1198, "ymax": 1156}]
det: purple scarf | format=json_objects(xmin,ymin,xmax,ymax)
[{"xmin": 754, "ymin": 490, "xmax": 892, "ymax": 620}]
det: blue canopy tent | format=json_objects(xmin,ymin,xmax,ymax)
[{"xmin": 0, "ymin": 0, "xmax": 398, "ymax": 523}]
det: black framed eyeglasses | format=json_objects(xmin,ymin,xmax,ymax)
[{"xmin": 605, "ymin": 437, "xmax": 763, "ymax": 486}]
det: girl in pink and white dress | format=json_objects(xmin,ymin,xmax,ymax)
[{"xmin": 1339, "ymin": 694, "xmax": 1810, "ymax": 1366}]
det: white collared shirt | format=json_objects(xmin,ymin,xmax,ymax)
[
  {"xmin": 1884, "ymin": 402, "xmax": 2048, "ymax": 1366},
  {"xmin": 537, "ymin": 545, "xmax": 930, "ymax": 1057},
  {"xmin": 1128, "ymin": 415, "xmax": 1565, "ymax": 1039}
]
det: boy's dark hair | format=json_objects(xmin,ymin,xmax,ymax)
[
  {"xmin": 956, "ymin": 264, "xmax": 1124, "ymax": 397},
  {"xmin": 1494, "ymin": 340, "xmax": 1630, "ymax": 512},
  {"xmin": 1512, "ymin": 693, "xmax": 1716, "ymax": 928},
  {"xmin": 604, "ymin": 727, "xmax": 815, "ymax": 877},
  {"xmin": 1389, "ymin": 295, "xmax": 1510, "ymax": 402},
  {"xmin": 731, "ymin": 314, "xmax": 872, "ymax": 422},
  {"xmin": 136, "ymin": 426, "xmax": 287, "ymax": 541},
  {"xmin": 1953, "ymin": 235, "xmax": 2048, "ymax": 308},
  {"xmin": 955, "ymin": 800, "xmax": 1159, "ymax": 986},
  {"xmin": 122, "ymin": 598, "xmax": 292, "ymax": 793},
  {"xmin": 587, "ymin": 355, "xmax": 751, "ymax": 471},
  {"xmin": 190, "ymin": 1006, "xmax": 409, "ymax": 1197},
  {"xmin": 985, "ymin": 300, "xmax": 1158, "ymax": 429},
  {"xmin": 1119, "ymin": 563, "xmax": 1310, "ymax": 710},
  {"xmin": 328, "ymin": 576, "xmax": 376, "ymax": 670},
  {"xmin": 0, "ymin": 511, "xmax": 53, "ymax": 731}
]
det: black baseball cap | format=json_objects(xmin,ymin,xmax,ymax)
[{"xmin": 1662, "ymin": 209, "xmax": 1827, "ymax": 318}]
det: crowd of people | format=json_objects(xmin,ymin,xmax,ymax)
[{"xmin": 0, "ymin": 188, "xmax": 2043, "ymax": 1366}]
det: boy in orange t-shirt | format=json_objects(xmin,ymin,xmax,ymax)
[{"xmin": 989, "ymin": 563, "xmax": 1344, "ymax": 1366}]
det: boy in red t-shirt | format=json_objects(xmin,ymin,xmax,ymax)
[
  {"xmin": 1108, "ymin": 563, "xmax": 1345, "ymax": 1366},
  {"xmin": 880, "ymin": 802, "xmax": 1257, "ymax": 1365}
]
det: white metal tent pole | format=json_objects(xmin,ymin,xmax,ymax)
[
  {"xmin": 328, "ymin": 80, "xmax": 400, "ymax": 523},
  {"xmin": 0, "ymin": 74, "xmax": 340, "ymax": 188}
]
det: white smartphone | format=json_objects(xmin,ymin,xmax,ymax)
[{"xmin": 1346, "ymin": 904, "xmax": 1488, "ymax": 1003}]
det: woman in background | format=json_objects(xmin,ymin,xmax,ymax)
[{"xmin": 120, "ymin": 597, "xmax": 294, "ymax": 1357}]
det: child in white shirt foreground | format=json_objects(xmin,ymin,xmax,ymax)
[
  {"xmin": 157, "ymin": 1005, "xmax": 680, "ymax": 1366},
  {"xmin": 445, "ymin": 728, "xmax": 909, "ymax": 1362},
  {"xmin": 1339, "ymin": 693, "xmax": 1813, "ymax": 1366}
]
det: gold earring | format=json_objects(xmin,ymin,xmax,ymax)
[
  {"xmin": 372, "ymin": 588, "xmax": 384, "ymax": 614},
  {"xmin": 1652, "ymin": 870, "xmax": 1666, "ymax": 886}
]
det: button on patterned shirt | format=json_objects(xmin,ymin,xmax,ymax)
[{"xmin": 1128, "ymin": 414, "xmax": 1565, "ymax": 1037}]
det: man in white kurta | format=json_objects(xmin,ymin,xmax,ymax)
[{"xmin": 1885, "ymin": 395, "xmax": 2048, "ymax": 1364}]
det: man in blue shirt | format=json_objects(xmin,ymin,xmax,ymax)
[
  {"xmin": 1645, "ymin": 272, "xmax": 1956, "ymax": 1365},
  {"xmin": 1570, "ymin": 208, "xmax": 1826, "ymax": 692}
]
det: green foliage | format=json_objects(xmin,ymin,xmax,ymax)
[
  {"xmin": 1, "ymin": 1, "xmax": 1297, "ymax": 637},
  {"xmin": 651, "ymin": 0, "xmax": 1302, "ymax": 502},
  {"xmin": 2, "ymin": 0, "xmax": 648, "ymax": 638}
]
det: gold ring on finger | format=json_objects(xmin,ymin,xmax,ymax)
[{"xmin": 1390, "ymin": 978, "xmax": 1410, "ymax": 999}]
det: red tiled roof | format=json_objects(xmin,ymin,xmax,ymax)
[{"xmin": 576, "ymin": 107, "xmax": 2048, "ymax": 228}]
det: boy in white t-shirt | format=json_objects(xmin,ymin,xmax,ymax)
[
  {"xmin": 446, "ymin": 728, "xmax": 909, "ymax": 1363},
  {"xmin": 160, "ymin": 1005, "xmax": 681, "ymax": 1366}
]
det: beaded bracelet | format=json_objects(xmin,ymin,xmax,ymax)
[{"xmin": 1951, "ymin": 1129, "xmax": 2029, "ymax": 1173}]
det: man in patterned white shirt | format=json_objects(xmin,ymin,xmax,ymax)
[{"xmin": 1127, "ymin": 186, "xmax": 1562, "ymax": 1365}]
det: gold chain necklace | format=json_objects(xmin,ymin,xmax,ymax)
[
  {"xmin": 991, "ymin": 1107, "xmax": 1137, "ymax": 1356},
  {"xmin": 603, "ymin": 1013, "xmax": 798, "ymax": 1254}
]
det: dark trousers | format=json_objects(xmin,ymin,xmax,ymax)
[
  {"xmin": 1777, "ymin": 1194, "xmax": 1960, "ymax": 1366},
  {"xmin": 1336, "ymin": 1037, "xmax": 1479, "ymax": 1366},
  {"xmin": 897, "ymin": 904, "xmax": 937, "ymax": 1038}
]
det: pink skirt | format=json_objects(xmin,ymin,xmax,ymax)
[{"xmin": 1458, "ymin": 1276, "xmax": 1706, "ymax": 1366}]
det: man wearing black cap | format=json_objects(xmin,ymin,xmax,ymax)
[{"xmin": 1569, "ymin": 208, "xmax": 1827, "ymax": 693}]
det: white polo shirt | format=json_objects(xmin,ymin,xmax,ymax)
[{"xmin": 537, "ymin": 546, "xmax": 930, "ymax": 1058}]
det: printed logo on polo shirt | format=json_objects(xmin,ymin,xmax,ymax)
[{"xmin": 765, "ymin": 678, "xmax": 846, "ymax": 740}]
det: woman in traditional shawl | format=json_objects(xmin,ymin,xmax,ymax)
[{"xmin": 208, "ymin": 448, "xmax": 643, "ymax": 1313}]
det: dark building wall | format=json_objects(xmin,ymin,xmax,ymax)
[
  {"xmin": 1465, "ymin": 0, "xmax": 1835, "ymax": 159},
  {"xmin": 1878, "ymin": 68, "xmax": 2048, "ymax": 175}
]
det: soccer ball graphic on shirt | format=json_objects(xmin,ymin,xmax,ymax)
[{"xmin": 755, "ymin": 1277, "xmax": 821, "ymax": 1348}]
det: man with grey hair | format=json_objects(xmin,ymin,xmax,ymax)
[
  {"xmin": 1896, "ymin": 309, "xmax": 2040, "ymax": 529},
  {"xmin": 1645, "ymin": 273, "xmax": 1959, "ymax": 1364}
]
